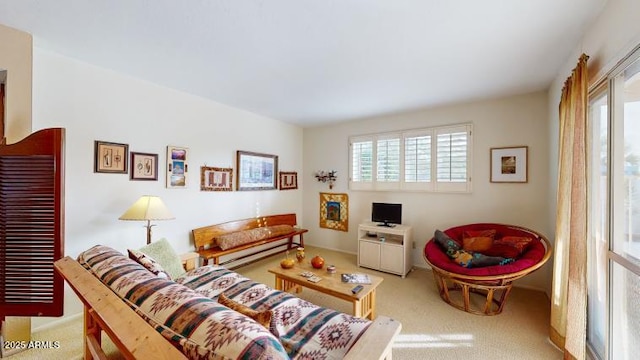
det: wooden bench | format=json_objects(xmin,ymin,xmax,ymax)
[{"xmin": 192, "ymin": 213, "xmax": 308, "ymax": 266}]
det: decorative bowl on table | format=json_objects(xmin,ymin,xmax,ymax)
[
  {"xmin": 311, "ymin": 255, "xmax": 325, "ymax": 269},
  {"xmin": 280, "ymin": 255, "xmax": 295, "ymax": 269}
]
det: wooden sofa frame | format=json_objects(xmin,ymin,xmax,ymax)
[
  {"xmin": 54, "ymin": 256, "xmax": 401, "ymax": 360},
  {"xmin": 192, "ymin": 213, "xmax": 308, "ymax": 266}
]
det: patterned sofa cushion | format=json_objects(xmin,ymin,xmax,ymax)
[
  {"xmin": 216, "ymin": 225, "xmax": 294, "ymax": 250},
  {"xmin": 78, "ymin": 245, "xmax": 289, "ymax": 360},
  {"xmin": 176, "ymin": 265, "xmax": 371, "ymax": 359}
]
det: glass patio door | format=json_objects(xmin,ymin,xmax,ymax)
[{"xmin": 587, "ymin": 49, "xmax": 640, "ymax": 360}]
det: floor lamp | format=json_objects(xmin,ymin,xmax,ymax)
[{"xmin": 119, "ymin": 195, "xmax": 175, "ymax": 244}]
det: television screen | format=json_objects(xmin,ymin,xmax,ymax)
[{"xmin": 371, "ymin": 202, "xmax": 402, "ymax": 227}]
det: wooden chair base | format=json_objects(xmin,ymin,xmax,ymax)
[{"xmin": 431, "ymin": 268, "xmax": 513, "ymax": 316}]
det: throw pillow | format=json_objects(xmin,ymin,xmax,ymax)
[
  {"xmin": 463, "ymin": 229, "xmax": 497, "ymax": 239},
  {"xmin": 137, "ymin": 238, "xmax": 185, "ymax": 279},
  {"xmin": 462, "ymin": 236, "xmax": 493, "ymax": 252},
  {"xmin": 127, "ymin": 249, "xmax": 171, "ymax": 279},
  {"xmin": 217, "ymin": 293, "xmax": 277, "ymax": 336},
  {"xmin": 496, "ymin": 236, "xmax": 533, "ymax": 253}
]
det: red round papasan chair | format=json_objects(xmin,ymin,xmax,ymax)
[{"xmin": 423, "ymin": 223, "xmax": 552, "ymax": 315}]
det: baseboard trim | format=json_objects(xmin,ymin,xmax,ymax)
[{"xmin": 32, "ymin": 312, "xmax": 82, "ymax": 333}]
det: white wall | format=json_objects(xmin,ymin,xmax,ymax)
[
  {"xmin": 31, "ymin": 48, "xmax": 304, "ymax": 327},
  {"xmin": 303, "ymin": 91, "xmax": 552, "ymax": 291},
  {"xmin": 0, "ymin": 24, "xmax": 32, "ymax": 142}
]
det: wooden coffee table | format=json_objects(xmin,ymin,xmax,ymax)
[{"xmin": 268, "ymin": 263, "xmax": 383, "ymax": 320}]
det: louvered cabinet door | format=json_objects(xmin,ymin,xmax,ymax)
[{"xmin": 0, "ymin": 128, "xmax": 65, "ymax": 318}]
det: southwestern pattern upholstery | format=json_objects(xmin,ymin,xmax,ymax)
[
  {"xmin": 176, "ymin": 265, "xmax": 371, "ymax": 358},
  {"xmin": 216, "ymin": 224, "xmax": 295, "ymax": 250},
  {"xmin": 78, "ymin": 245, "xmax": 287, "ymax": 359},
  {"xmin": 77, "ymin": 245, "xmax": 371, "ymax": 359}
]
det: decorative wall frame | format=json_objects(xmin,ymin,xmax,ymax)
[
  {"xmin": 166, "ymin": 145, "xmax": 189, "ymax": 188},
  {"xmin": 319, "ymin": 192, "xmax": 348, "ymax": 232},
  {"xmin": 130, "ymin": 152, "xmax": 158, "ymax": 181},
  {"xmin": 490, "ymin": 146, "xmax": 528, "ymax": 183},
  {"xmin": 279, "ymin": 171, "xmax": 298, "ymax": 190},
  {"xmin": 236, "ymin": 150, "xmax": 278, "ymax": 191},
  {"xmin": 201, "ymin": 166, "xmax": 233, "ymax": 191},
  {"xmin": 94, "ymin": 140, "xmax": 128, "ymax": 174}
]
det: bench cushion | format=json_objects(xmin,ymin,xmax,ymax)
[{"xmin": 217, "ymin": 225, "xmax": 294, "ymax": 250}]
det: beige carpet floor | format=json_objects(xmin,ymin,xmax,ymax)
[{"xmin": 10, "ymin": 246, "xmax": 562, "ymax": 359}]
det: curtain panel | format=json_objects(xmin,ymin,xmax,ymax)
[{"xmin": 550, "ymin": 54, "xmax": 589, "ymax": 360}]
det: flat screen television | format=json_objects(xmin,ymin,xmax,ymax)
[{"xmin": 371, "ymin": 202, "xmax": 402, "ymax": 227}]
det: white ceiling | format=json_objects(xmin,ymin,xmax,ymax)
[{"xmin": 0, "ymin": 0, "xmax": 606, "ymax": 127}]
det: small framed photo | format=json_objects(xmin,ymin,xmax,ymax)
[
  {"xmin": 130, "ymin": 152, "xmax": 158, "ymax": 181},
  {"xmin": 279, "ymin": 171, "xmax": 298, "ymax": 190},
  {"xmin": 236, "ymin": 150, "xmax": 278, "ymax": 191},
  {"xmin": 94, "ymin": 140, "xmax": 128, "ymax": 174},
  {"xmin": 167, "ymin": 145, "xmax": 189, "ymax": 188},
  {"xmin": 201, "ymin": 166, "xmax": 233, "ymax": 191},
  {"xmin": 490, "ymin": 146, "xmax": 528, "ymax": 183}
]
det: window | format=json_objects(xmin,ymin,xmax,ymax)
[
  {"xmin": 349, "ymin": 124, "xmax": 472, "ymax": 192},
  {"xmin": 587, "ymin": 47, "xmax": 640, "ymax": 360}
]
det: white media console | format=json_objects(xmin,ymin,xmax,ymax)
[{"xmin": 357, "ymin": 222, "xmax": 412, "ymax": 277}]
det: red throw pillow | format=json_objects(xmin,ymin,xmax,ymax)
[
  {"xmin": 463, "ymin": 229, "xmax": 497, "ymax": 239},
  {"xmin": 497, "ymin": 236, "xmax": 533, "ymax": 252},
  {"xmin": 482, "ymin": 243, "xmax": 521, "ymax": 259},
  {"xmin": 483, "ymin": 236, "xmax": 533, "ymax": 258}
]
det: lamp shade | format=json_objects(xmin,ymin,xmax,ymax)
[{"xmin": 119, "ymin": 195, "xmax": 174, "ymax": 221}]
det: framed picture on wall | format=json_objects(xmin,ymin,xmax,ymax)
[
  {"xmin": 130, "ymin": 152, "xmax": 158, "ymax": 181},
  {"xmin": 94, "ymin": 140, "xmax": 128, "ymax": 174},
  {"xmin": 279, "ymin": 171, "xmax": 298, "ymax": 190},
  {"xmin": 236, "ymin": 150, "xmax": 278, "ymax": 191},
  {"xmin": 490, "ymin": 146, "xmax": 528, "ymax": 183},
  {"xmin": 200, "ymin": 166, "xmax": 233, "ymax": 191},
  {"xmin": 319, "ymin": 192, "xmax": 348, "ymax": 232},
  {"xmin": 166, "ymin": 145, "xmax": 189, "ymax": 188}
]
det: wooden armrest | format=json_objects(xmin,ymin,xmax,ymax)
[{"xmin": 343, "ymin": 316, "xmax": 401, "ymax": 360}]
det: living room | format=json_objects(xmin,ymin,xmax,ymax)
[{"xmin": 1, "ymin": 1, "xmax": 639, "ymax": 359}]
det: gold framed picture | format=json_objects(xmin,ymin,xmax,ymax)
[
  {"xmin": 201, "ymin": 166, "xmax": 233, "ymax": 191},
  {"xmin": 319, "ymin": 192, "xmax": 348, "ymax": 232},
  {"xmin": 94, "ymin": 140, "xmax": 128, "ymax": 174}
]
